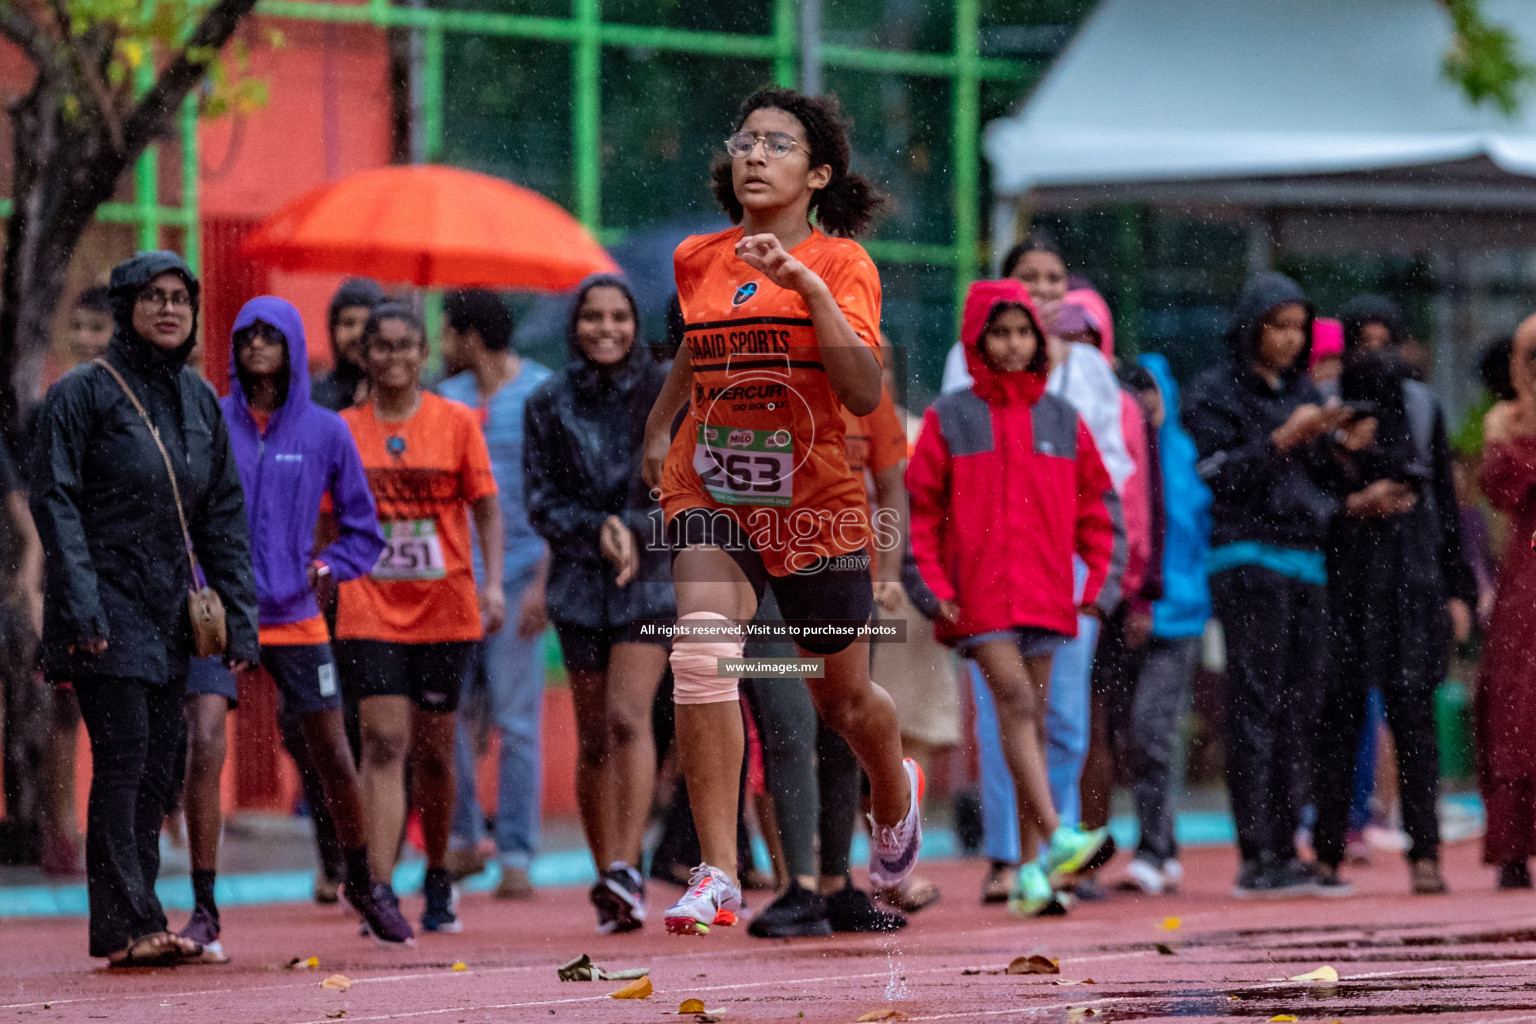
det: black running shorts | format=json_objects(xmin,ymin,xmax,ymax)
[{"xmin": 667, "ymin": 508, "xmax": 873, "ymax": 656}]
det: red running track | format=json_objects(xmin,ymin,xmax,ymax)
[{"xmin": 5, "ymin": 840, "xmax": 1536, "ymax": 1023}]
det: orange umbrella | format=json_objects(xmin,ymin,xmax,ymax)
[{"xmin": 241, "ymin": 165, "xmax": 617, "ymax": 290}]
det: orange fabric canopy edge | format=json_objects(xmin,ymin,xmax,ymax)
[{"xmin": 241, "ymin": 164, "xmax": 618, "ymax": 290}]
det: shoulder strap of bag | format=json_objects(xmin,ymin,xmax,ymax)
[{"xmin": 93, "ymin": 358, "xmax": 201, "ymax": 583}]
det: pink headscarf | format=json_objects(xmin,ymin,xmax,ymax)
[
  {"xmin": 1310, "ymin": 317, "xmax": 1343, "ymax": 369},
  {"xmin": 1065, "ymin": 287, "xmax": 1116, "ymax": 357}
]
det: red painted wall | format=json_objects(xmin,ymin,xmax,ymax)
[{"xmin": 199, "ymin": 17, "xmax": 395, "ymax": 388}]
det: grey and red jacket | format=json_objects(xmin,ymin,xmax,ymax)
[{"xmin": 907, "ymin": 279, "xmax": 1126, "ymax": 645}]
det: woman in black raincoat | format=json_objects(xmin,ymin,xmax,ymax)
[
  {"xmin": 30, "ymin": 251, "xmax": 258, "ymax": 964},
  {"xmin": 1311, "ymin": 296, "xmax": 1476, "ymax": 896},
  {"xmin": 523, "ymin": 275, "xmax": 674, "ymax": 932}
]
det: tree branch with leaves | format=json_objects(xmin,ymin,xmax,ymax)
[
  {"xmin": 0, "ymin": 0, "xmax": 266, "ymax": 435},
  {"xmin": 1441, "ymin": 0, "xmax": 1536, "ymax": 115}
]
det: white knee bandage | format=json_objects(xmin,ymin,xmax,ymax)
[{"xmin": 670, "ymin": 611, "xmax": 744, "ymax": 705}]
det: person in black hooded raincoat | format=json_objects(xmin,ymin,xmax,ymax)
[
  {"xmin": 522, "ymin": 274, "xmax": 674, "ymax": 932},
  {"xmin": 30, "ymin": 250, "xmax": 257, "ymax": 964},
  {"xmin": 1183, "ymin": 271, "xmax": 1366, "ymax": 899},
  {"xmin": 1310, "ymin": 296, "xmax": 1476, "ymax": 896}
]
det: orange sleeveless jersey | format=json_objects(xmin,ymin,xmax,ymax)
[{"xmin": 660, "ymin": 226, "xmax": 883, "ymax": 576}]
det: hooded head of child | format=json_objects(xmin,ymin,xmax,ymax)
[{"xmin": 962, "ymin": 278, "xmax": 1048, "ymax": 380}]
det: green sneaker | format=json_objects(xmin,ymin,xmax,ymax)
[
  {"xmin": 1007, "ymin": 863, "xmax": 1068, "ymax": 917},
  {"xmin": 1044, "ymin": 826, "xmax": 1115, "ymax": 885}
]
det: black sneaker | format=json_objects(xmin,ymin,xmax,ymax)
[
  {"xmin": 589, "ymin": 882, "xmax": 619, "ymax": 933},
  {"xmin": 1232, "ymin": 859, "xmax": 1272, "ymax": 899},
  {"xmin": 1499, "ymin": 861, "xmax": 1533, "ymax": 890},
  {"xmin": 1073, "ymin": 877, "xmax": 1108, "ymax": 902},
  {"xmin": 421, "ymin": 871, "xmax": 461, "ymax": 933},
  {"xmin": 826, "ymin": 884, "xmax": 907, "ymax": 933},
  {"xmin": 345, "ymin": 880, "xmax": 415, "ymax": 945},
  {"xmin": 1271, "ymin": 859, "xmax": 1323, "ymax": 899},
  {"xmin": 748, "ymin": 883, "xmax": 832, "ymax": 938},
  {"xmin": 591, "ymin": 866, "xmax": 646, "ymax": 934},
  {"xmin": 1313, "ymin": 862, "xmax": 1355, "ymax": 898}
]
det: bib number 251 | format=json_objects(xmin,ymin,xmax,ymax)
[{"xmin": 372, "ymin": 519, "xmax": 446, "ymax": 580}]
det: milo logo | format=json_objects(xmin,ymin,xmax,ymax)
[
  {"xmin": 728, "ymin": 429, "xmax": 755, "ymax": 448},
  {"xmin": 705, "ymin": 428, "xmax": 720, "ymax": 443},
  {"xmin": 768, "ymin": 430, "xmax": 792, "ymax": 449}
]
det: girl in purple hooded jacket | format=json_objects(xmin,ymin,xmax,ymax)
[{"xmin": 210, "ymin": 296, "xmax": 414, "ymax": 946}]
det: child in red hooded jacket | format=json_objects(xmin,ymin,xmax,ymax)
[{"xmin": 907, "ymin": 278, "xmax": 1125, "ymax": 916}]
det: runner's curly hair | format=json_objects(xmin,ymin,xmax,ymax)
[{"xmin": 711, "ymin": 86, "xmax": 887, "ymax": 238}]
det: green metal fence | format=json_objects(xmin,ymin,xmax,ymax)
[
  {"xmin": 128, "ymin": 1, "xmax": 1039, "ymax": 316},
  {"xmin": 80, "ymin": 0, "xmax": 1043, "ymax": 345},
  {"xmin": 256, "ymin": 0, "xmax": 1031, "ymax": 315}
]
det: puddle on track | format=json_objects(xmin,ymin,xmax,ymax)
[{"xmin": 1062, "ymin": 918, "xmax": 1536, "ymax": 1020}]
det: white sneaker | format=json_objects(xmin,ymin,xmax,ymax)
[
  {"xmin": 664, "ymin": 864, "xmax": 742, "ymax": 936},
  {"xmin": 1161, "ymin": 859, "xmax": 1183, "ymax": 893},
  {"xmin": 868, "ymin": 758, "xmax": 925, "ymax": 890},
  {"xmin": 1117, "ymin": 856, "xmax": 1165, "ymax": 895}
]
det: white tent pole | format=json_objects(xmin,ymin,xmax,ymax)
[
  {"xmin": 990, "ymin": 198, "xmax": 1019, "ymax": 275},
  {"xmin": 1246, "ymin": 217, "xmax": 1275, "ymax": 276},
  {"xmin": 801, "ymin": 0, "xmax": 823, "ymax": 96}
]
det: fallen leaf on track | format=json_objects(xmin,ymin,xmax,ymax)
[
  {"xmin": 1270, "ymin": 1016, "xmax": 1298, "ymax": 1022},
  {"xmin": 286, "ymin": 955, "xmax": 320, "ymax": 970},
  {"xmin": 1153, "ymin": 943, "xmax": 1177, "ymax": 955},
  {"xmin": 1055, "ymin": 978, "xmax": 1095, "ymax": 985},
  {"xmin": 1288, "ymin": 966, "xmax": 1339, "ymax": 983},
  {"xmin": 1160, "ymin": 917, "xmax": 1181, "ymax": 931},
  {"xmin": 558, "ymin": 953, "xmax": 648, "ymax": 982},
  {"xmin": 1006, "ymin": 954, "xmax": 1060, "ymax": 975},
  {"xmin": 609, "ymin": 976, "xmax": 652, "ymax": 1000},
  {"xmin": 450, "ymin": 962, "xmax": 467, "ymax": 972},
  {"xmin": 324, "ymin": 1012, "xmax": 346, "ymax": 1020},
  {"xmin": 320, "ymin": 974, "xmax": 351, "ymax": 991},
  {"xmin": 856, "ymin": 1011, "xmax": 908, "ymax": 1022}
]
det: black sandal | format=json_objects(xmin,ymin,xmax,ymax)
[{"xmin": 107, "ymin": 932, "xmax": 198, "ymax": 968}]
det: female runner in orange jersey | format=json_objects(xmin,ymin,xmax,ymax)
[{"xmin": 640, "ymin": 87, "xmax": 922, "ymax": 935}]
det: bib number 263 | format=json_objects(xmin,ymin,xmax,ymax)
[{"xmin": 693, "ymin": 426, "xmax": 793, "ymax": 508}]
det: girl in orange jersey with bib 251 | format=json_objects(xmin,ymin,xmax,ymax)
[{"xmin": 641, "ymin": 86, "xmax": 923, "ymax": 936}]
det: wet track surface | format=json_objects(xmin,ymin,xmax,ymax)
[{"xmin": 5, "ymin": 841, "xmax": 1536, "ymax": 1023}]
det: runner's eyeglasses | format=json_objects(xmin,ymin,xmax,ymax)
[{"xmin": 725, "ymin": 131, "xmax": 808, "ymax": 160}]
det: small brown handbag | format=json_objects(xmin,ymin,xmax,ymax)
[{"xmin": 95, "ymin": 359, "xmax": 228, "ymax": 658}]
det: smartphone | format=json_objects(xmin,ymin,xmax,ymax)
[{"xmin": 1342, "ymin": 400, "xmax": 1381, "ymax": 421}]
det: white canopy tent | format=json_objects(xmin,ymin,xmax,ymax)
[
  {"xmin": 984, "ymin": 0, "xmax": 1536, "ymax": 255},
  {"xmin": 983, "ymin": 0, "xmax": 1536, "ymax": 415}
]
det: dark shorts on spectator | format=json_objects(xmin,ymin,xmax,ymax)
[
  {"xmin": 334, "ymin": 639, "xmax": 473, "ymax": 713},
  {"xmin": 555, "ymin": 622, "xmax": 669, "ymax": 675},
  {"xmin": 958, "ymin": 626, "xmax": 1070, "ymax": 660},
  {"xmin": 184, "ymin": 656, "xmax": 238, "ymax": 708},
  {"xmin": 261, "ymin": 642, "xmax": 343, "ymax": 715}
]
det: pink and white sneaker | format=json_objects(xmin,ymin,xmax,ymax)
[
  {"xmin": 868, "ymin": 757, "xmax": 925, "ymax": 890},
  {"xmin": 663, "ymin": 863, "xmax": 742, "ymax": 936}
]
